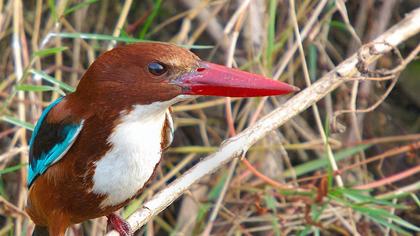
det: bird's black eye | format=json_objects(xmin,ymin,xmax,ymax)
[{"xmin": 148, "ymin": 62, "xmax": 167, "ymax": 76}]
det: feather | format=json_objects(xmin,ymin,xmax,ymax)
[{"xmin": 28, "ymin": 97, "xmax": 84, "ymax": 187}]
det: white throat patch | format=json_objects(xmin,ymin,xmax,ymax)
[{"xmin": 91, "ymin": 101, "xmax": 171, "ymax": 208}]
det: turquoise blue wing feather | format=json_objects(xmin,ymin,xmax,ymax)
[{"xmin": 28, "ymin": 97, "xmax": 83, "ymax": 187}]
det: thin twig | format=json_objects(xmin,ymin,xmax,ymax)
[
  {"xmin": 107, "ymin": 0, "xmax": 133, "ymax": 49},
  {"xmin": 273, "ymin": 0, "xmax": 328, "ymax": 80},
  {"xmin": 333, "ymin": 43, "xmax": 420, "ymax": 123},
  {"xmin": 12, "ymin": 1, "xmax": 26, "ymax": 235}
]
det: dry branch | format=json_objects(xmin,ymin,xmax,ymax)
[{"xmin": 106, "ymin": 7, "xmax": 420, "ymax": 235}]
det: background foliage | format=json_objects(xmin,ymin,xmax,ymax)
[{"xmin": 0, "ymin": 0, "xmax": 419, "ymax": 235}]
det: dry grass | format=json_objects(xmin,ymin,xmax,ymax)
[{"xmin": 1, "ymin": 1, "xmax": 419, "ymax": 235}]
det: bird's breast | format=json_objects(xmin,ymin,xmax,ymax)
[{"xmin": 90, "ymin": 104, "xmax": 168, "ymax": 208}]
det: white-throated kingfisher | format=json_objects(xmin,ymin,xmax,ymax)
[{"xmin": 26, "ymin": 42, "xmax": 299, "ymax": 236}]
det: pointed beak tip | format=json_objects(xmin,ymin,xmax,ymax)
[
  {"xmin": 271, "ymin": 82, "xmax": 300, "ymax": 95},
  {"xmin": 290, "ymin": 85, "xmax": 301, "ymax": 93}
]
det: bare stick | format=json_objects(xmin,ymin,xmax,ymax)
[{"xmin": 106, "ymin": 7, "xmax": 420, "ymax": 235}]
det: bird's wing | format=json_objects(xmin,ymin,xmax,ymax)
[{"xmin": 28, "ymin": 97, "xmax": 84, "ymax": 187}]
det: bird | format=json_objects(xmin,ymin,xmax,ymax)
[{"xmin": 26, "ymin": 42, "xmax": 299, "ymax": 236}]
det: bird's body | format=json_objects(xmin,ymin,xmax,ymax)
[
  {"xmin": 26, "ymin": 42, "xmax": 298, "ymax": 236},
  {"xmin": 26, "ymin": 98, "xmax": 173, "ymax": 229}
]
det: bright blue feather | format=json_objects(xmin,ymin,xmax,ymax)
[
  {"xmin": 28, "ymin": 97, "xmax": 83, "ymax": 187},
  {"xmin": 28, "ymin": 97, "xmax": 64, "ymax": 148}
]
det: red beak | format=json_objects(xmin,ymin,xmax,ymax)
[{"xmin": 173, "ymin": 62, "xmax": 299, "ymax": 97}]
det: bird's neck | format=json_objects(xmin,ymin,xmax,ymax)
[
  {"xmin": 121, "ymin": 102, "xmax": 170, "ymax": 122},
  {"xmin": 91, "ymin": 102, "xmax": 172, "ymax": 208}
]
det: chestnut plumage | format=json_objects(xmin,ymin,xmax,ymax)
[{"xmin": 26, "ymin": 42, "xmax": 298, "ymax": 236}]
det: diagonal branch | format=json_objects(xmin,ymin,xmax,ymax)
[{"xmin": 106, "ymin": 7, "xmax": 420, "ymax": 235}]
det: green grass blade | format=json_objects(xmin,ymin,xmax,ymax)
[
  {"xmin": 282, "ymin": 144, "xmax": 370, "ymax": 178},
  {"xmin": 266, "ymin": 0, "xmax": 277, "ymax": 69},
  {"xmin": 1, "ymin": 115, "xmax": 35, "ymax": 131},
  {"xmin": 264, "ymin": 194, "xmax": 281, "ymax": 236},
  {"xmin": 153, "ymin": 216, "xmax": 174, "ymax": 233},
  {"xmin": 334, "ymin": 188, "xmax": 407, "ymax": 209},
  {"xmin": 122, "ymin": 197, "xmax": 144, "ymax": 218},
  {"xmin": 52, "ymin": 32, "xmax": 146, "ymax": 43},
  {"xmin": 0, "ymin": 163, "xmax": 27, "ymax": 175},
  {"xmin": 0, "ymin": 179, "xmax": 6, "ymax": 198},
  {"xmin": 196, "ymin": 203, "xmax": 211, "ymax": 223},
  {"xmin": 330, "ymin": 20, "xmax": 348, "ymax": 32},
  {"xmin": 48, "ymin": 0, "xmax": 57, "ymax": 21},
  {"xmin": 389, "ymin": 215, "xmax": 420, "ymax": 232},
  {"xmin": 168, "ymin": 146, "xmax": 217, "ymax": 154},
  {"xmin": 308, "ymin": 44, "xmax": 317, "ymax": 82},
  {"xmin": 33, "ymin": 47, "xmax": 68, "ymax": 58},
  {"xmin": 410, "ymin": 193, "xmax": 420, "ymax": 208},
  {"xmin": 15, "ymin": 84, "xmax": 53, "ymax": 92},
  {"xmin": 64, "ymin": 0, "xmax": 98, "ymax": 15},
  {"xmin": 352, "ymin": 205, "xmax": 419, "ymax": 232},
  {"xmin": 15, "ymin": 84, "xmax": 63, "ymax": 94},
  {"xmin": 139, "ymin": 0, "xmax": 162, "ymax": 39},
  {"xmin": 208, "ymin": 174, "xmax": 227, "ymax": 201},
  {"xmin": 30, "ymin": 69, "xmax": 75, "ymax": 92},
  {"xmin": 365, "ymin": 213, "xmax": 412, "ymax": 236},
  {"xmin": 50, "ymin": 32, "xmax": 213, "ymax": 49}
]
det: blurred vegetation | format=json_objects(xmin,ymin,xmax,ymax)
[{"xmin": 0, "ymin": 0, "xmax": 419, "ymax": 235}]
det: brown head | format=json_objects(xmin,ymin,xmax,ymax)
[{"xmin": 69, "ymin": 42, "xmax": 298, "ymax": 114}]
